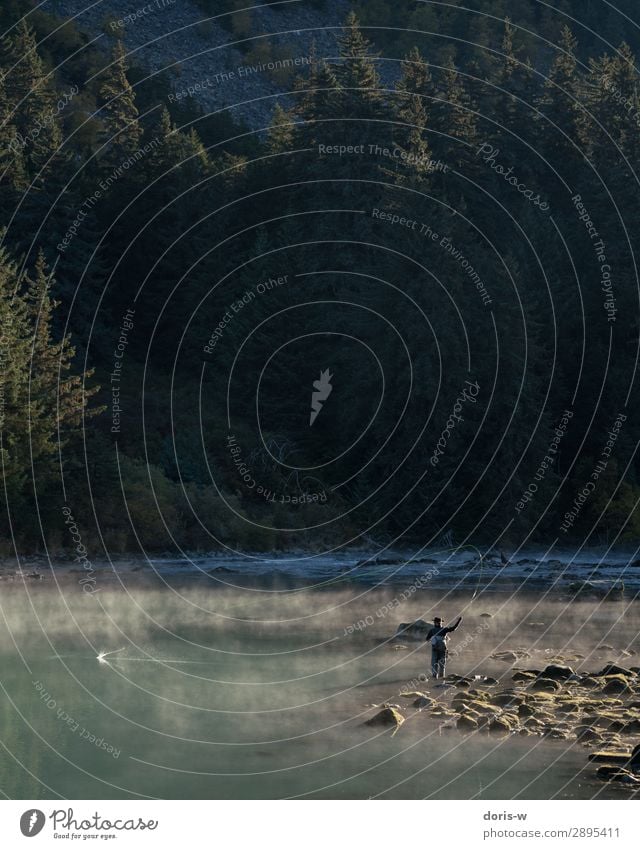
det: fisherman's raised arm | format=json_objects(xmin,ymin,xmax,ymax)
[{"xmin": 445, "ymin": 615, "xmax": 463, "ymax": 633}]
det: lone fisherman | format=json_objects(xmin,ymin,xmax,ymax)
[{"xmin": 426, "ymin": 615, "xmax": 463, "ymax": 679}]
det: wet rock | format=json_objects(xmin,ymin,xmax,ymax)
[
  {"xmin": 465, "ymin": 689, "xmax": 491, "ymax": 700},
  {"xmin": 539, "ymin": 664, "xmax": 574, "ymax": 681},
  {"xmin": 365, "ymin": 707, "xmax": 404, "ymax": 728},
  {"xmin": 488, "ymin": 716, "xmax": 514, "ymax": 734},
  {"xmin": 597, "ymin": 644, "xmax": 615, "ymax": 651},
  {"xmin": 489, "ymin": 692, "xmax": 524, "ymax": 708},
  {"xmin": 512, "ymin": 670, "xmax": 539, "ymax": 682},
  {"xmin": 394, "ymin": 620, "xmax": 431, "ymax": 641},
  {"xmin": 491, "ymin": 650, "xmax": 519, "ymax": 663},
  {"xmin": 575, "ymin": 726, "xmax": 600, "ymax": 742},
  {"xmin": 430, "ymin": 707, "xmax": 456, "ymax": 717},
  {"xmin": 518, "ymin": 702, "xmax": 536, "ymax": 718},
  {"xmin": 588, "ymin": 750, "xmax": 634, "ymax": 764},
  {"xmin": 544, "ymin": 727, "xmax": 569, "ymax": 740},
  {"xmin": 413, "ymin": 696, "xmax": 435, "ymax": 709},
  {"xmin": 399, "ymin": 691, "xmax": 428, "ymax": 700},
  {"xmin": 454, "ymin": 699, "xmax": 500, "ymax": 716},
  {"xmin": 601, "ymin": 676, "xmax": 631, "ymax": 695},
  {"xmin": 598, "ymin": 664, "xmax": 635, "ymax": 678},
  {"xmin": 457, "ymin": 714, "xmax": 479, "ymax": 732},
  {"xmin": 620, "ymin": 719, "xmax": 640, "ymax": 735},
  {"xmin": 480, "ymin": 613, "xmax": 493, "ymax": 618},
  {"xmin": 596, "ymin": 766, "xmax": 640, "ymax": 785},
  {"xmin": 577, "ymin": 675, "xmax": 603, "ymax": 689},
  {"xmin": 556, "ymin": 702, "xmax": 580, "ymax": 714},
  {"xmin": 529, "ymin": 677, "xmax": 562, "ymax": 693}
]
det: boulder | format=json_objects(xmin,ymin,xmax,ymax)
[
  {"xmin": 598, "ymin": 664, "xmax": 635, "ymax": 678},
  {"xmin": 539, "ymin": 664, "xmax": 574, "ymax": 681},
  {"xmin": 588, "ymin": 751, "xmax": 633, "ymax": 764},
  {"xmin": 543, "ymin": 727, "xmax": 569, "ymax": 740},
  {"xmin": 596, "ymin": 766, "xmax": 640, "ymax": 785},
  {"xmin": 492, "ymin": 649, "xmax": 532, "ymax": 662},
  {"xmin": 518, "ymin": 702, "xmax": 536, "ymax": 718},
  {"xmin": 601, "ymin": 676, "xmax": 631, "ymax": 695},
  {"xmin": 491, "ymin": 651, "xmax": 519, "ymax": 663},
  {"xmin": 575, "ymin": 726, "xmax": 600, "ymax": 742},
  {"xmin": 556, "ymin": 702, "xmax": 579, "ymax": 714},
  {"xmin": 523, "ymin": 717, "xmax": 545, "ymax": 730},
  {"xmin": 529, "ymin": 677, "xmax": 562, "ymax": 693},
  {"xmin": 457, "ymin": 714, "xmax": 479, "ymax": 732},
  {"xmin": 454, "ymin": 699, "xmax": 499, "ymax": 716},
  {"xmin": 488, "ymin": 716, "xmax": 514, "ymax": 734},
  {"xmin": 489, "ymin": 692, "xmax": 524, "ymax": 708},
  {"xmin": 512, "ymin": 671, "xmax": 540, "ymax": 682},
  {"xmin": 394, "ymin": 620, "xmax": 432, "ymax": 640},
  {"xmin": 578, "ymin": 675, "xmax": 603, "ymax": 689},
  {"xmin": 465, "ymin": 689, "xmax": 491, "ymax": 700},
  {"xmin": 365, "ymin": 707, "xmax": 404, "ymax": 728},
  {"xmin": 412, "ymin": 696, "xmax": 435, "ymax": 709},
  {"xmin": 620, "ymin": 719, "xmax": 640, "ymax": 735}
]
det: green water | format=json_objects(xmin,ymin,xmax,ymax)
[{"xmin": 0, "ymin": 582, "xmax": 637, "ymax": 799}]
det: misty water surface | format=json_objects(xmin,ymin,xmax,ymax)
[{"xmin": 1, "ymin": 579, "xmax": 638, "ymax": 799}]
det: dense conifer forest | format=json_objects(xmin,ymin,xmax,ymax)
[{"xmin": 1, "ymin": 0, "xmax": 639, "ymax": 554}]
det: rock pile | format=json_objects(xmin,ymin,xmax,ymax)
[{"xmin": 363, "ymin": 661, "xmax": 640, "ymax": 786}]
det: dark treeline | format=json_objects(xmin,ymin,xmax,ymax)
[{"xmin": 0, "ymin": 1, "xmax": 639, "ymax": 555}]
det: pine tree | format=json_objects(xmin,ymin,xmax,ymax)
[
  {"xmin": 0, "ymin": 240, "xmax": 31, "ymax": 513},
  {"xmin": 24, "ymin": 250, "xmax": 100, "ymax": 468},
  {"xmin": 334, "ymin": 13, "xmax": 382, "ymax": 119},
  {"xmin": 98, "ymin": 41, "xmax": 143, "ymax": 170},
  {"xmin": 0, "ymin": 69, "xmax": 27, "ymax": 195},
  {"xmin": 536, "ymin": 26, "xmax": 581, "ymax": 164},
  {"xmin": 267, "ymin": 103, "xmax": 295, "ymax": 155},
  {"xmin": 391, "ymin": 47, "xmax": 434, "ymax": 184},
  {"xmin": 294, "ymin": 59, "xmax": 341, "ymax": 149},
  {"xmin": 580, "ymin": 42, "xmax": 640, "ymax": 161},
  {"xmin": 1, "ymin": 19, "xmax": 63, "ymax": 176},
  {"xmin": 442, "ymin": 58, "xmax": 478, "ymax": 147}
]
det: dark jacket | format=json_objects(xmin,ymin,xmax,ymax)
[{"xmin": 426, "ymin": 618, "xmax": 462, "ymax": 651}]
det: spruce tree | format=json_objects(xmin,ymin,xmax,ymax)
[
  {"xmin": 334, "ymin": 13, "xmax": 382, "ymax": 119},
  {"xmin": 1, "ymin": 19, "xmax": 63, "ymax": 177},
  {"xmin": 392, "ymin": 47, "xmax": 434, "ymax": 184},
  {"xmin": 267, "ymin": 103, "xmax": 295, "ymax": 155},
  {"xmin": 98, "ymin": 41, "xmax": 143, "ymax": 171},
  {"xmin": 536, "ymin": 25, "xmax": 581, "ymax": 165},
  {"xmin": 0, "ymin": 69, "xmax": 27, "ymax": 195}
]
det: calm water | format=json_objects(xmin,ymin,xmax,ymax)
[{"xmin": 1, "ymin": 578, "xmax": 638, "ymax": 799}]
